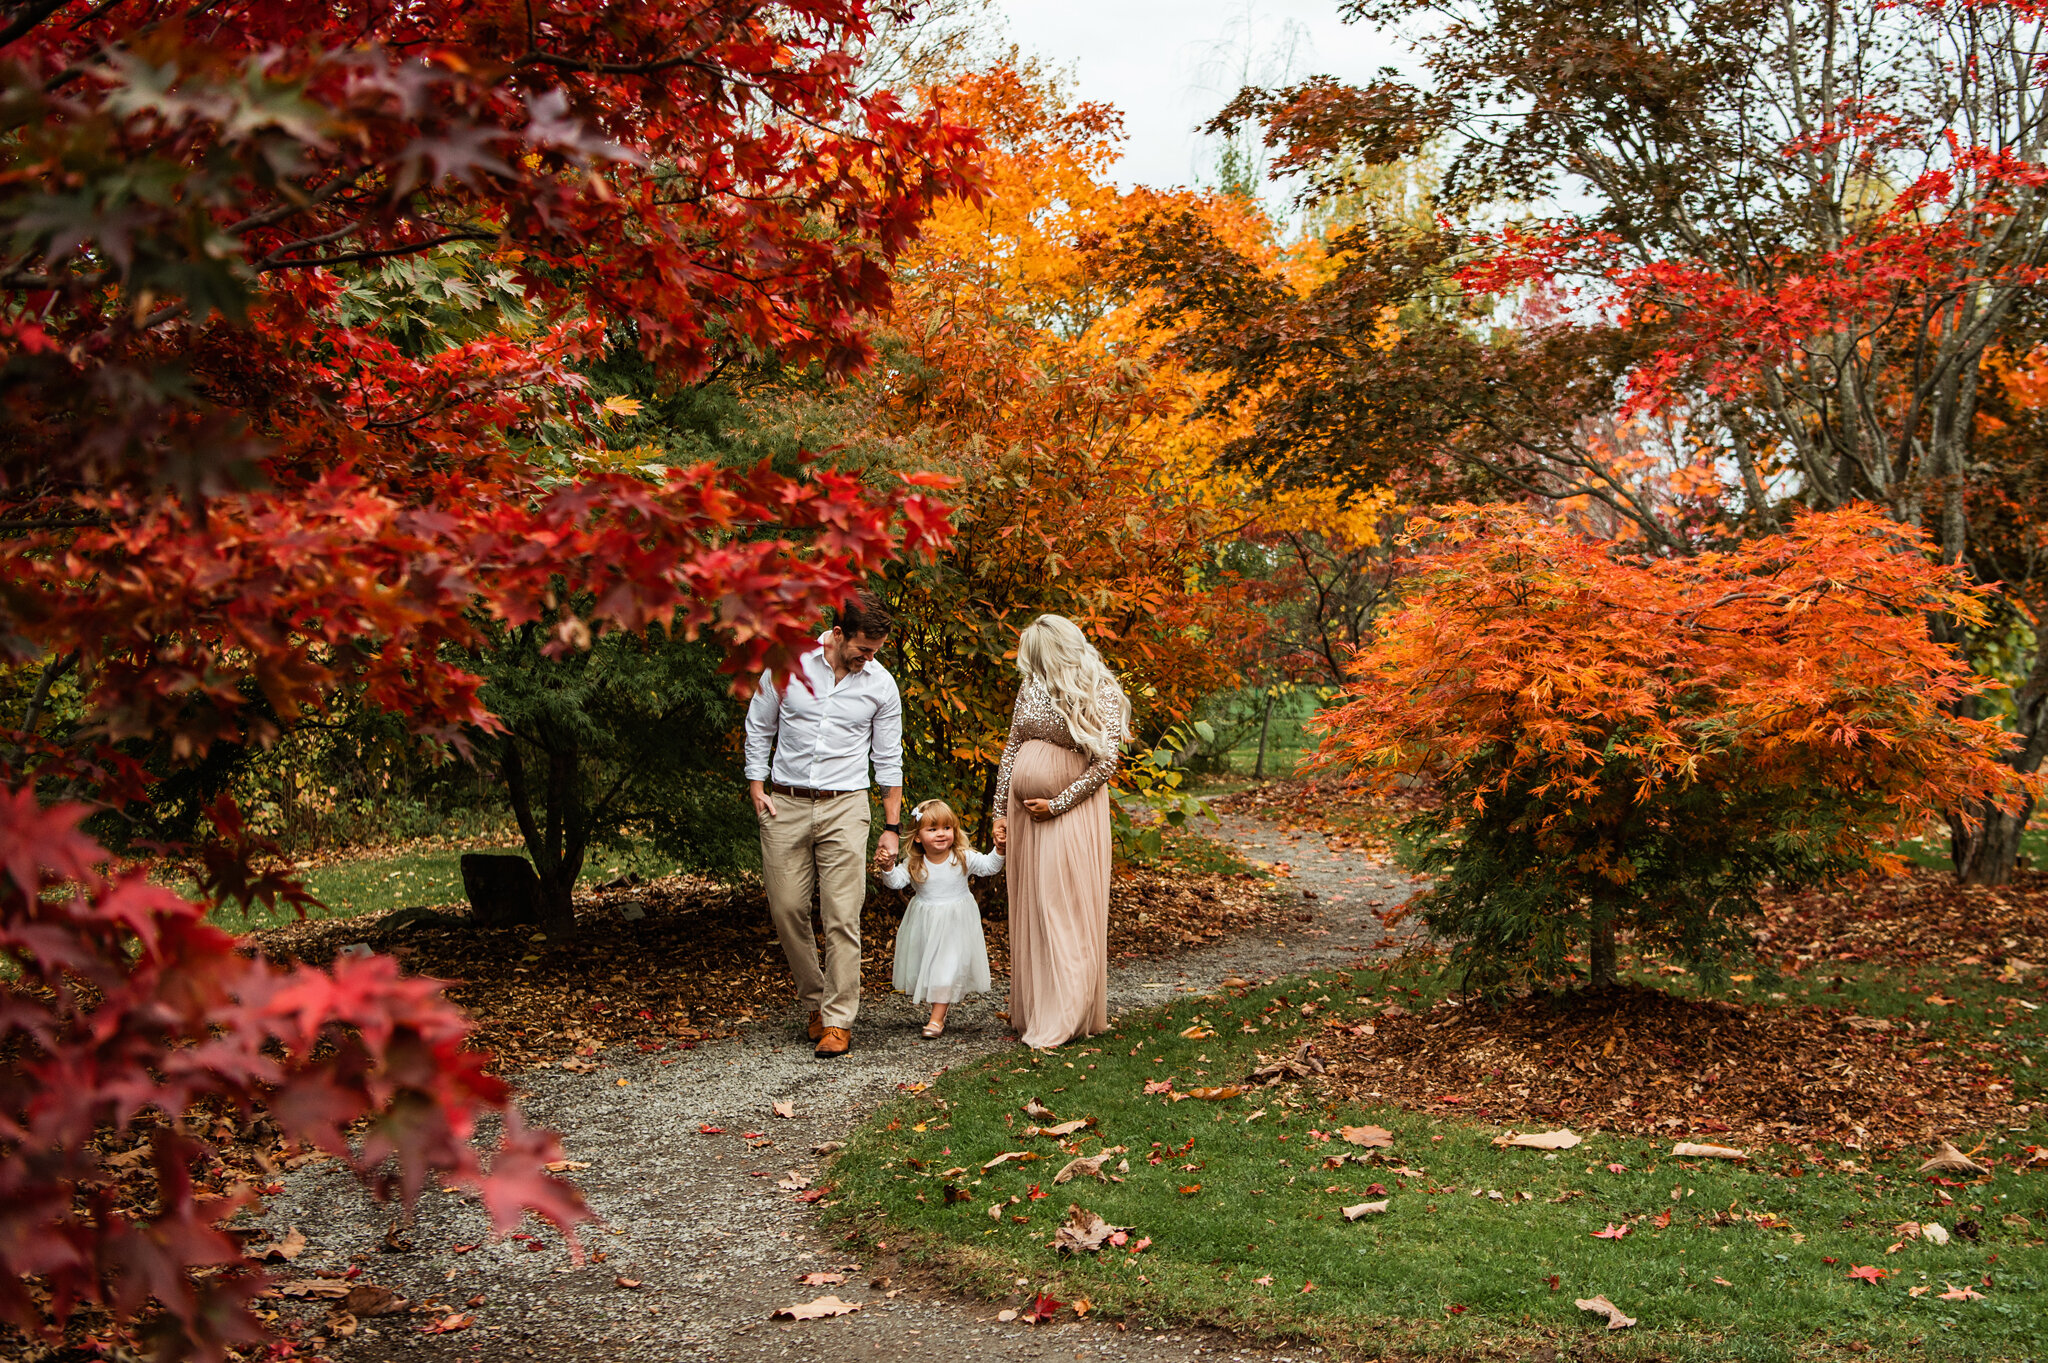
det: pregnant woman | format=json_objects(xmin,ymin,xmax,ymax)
[{"xmin": 992, "ymin": 614, "xmax": 1130, "ymax": 1049}]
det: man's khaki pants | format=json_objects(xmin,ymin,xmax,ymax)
[{"xmin": 759, "ymin": 791, "xmax": 869, "ymax": 1029}]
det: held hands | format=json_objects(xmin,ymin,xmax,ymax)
[
  {"xmin": 872, "ymin": 830, "xmax": 900, "ymax": 875},
  {"xmin": 993, "ymin": 819, "xmax": 1008, "ymax": 853},
  {"xmin": 1021, "ymin": 797, "xmax": 1055, "ymax": 822}
]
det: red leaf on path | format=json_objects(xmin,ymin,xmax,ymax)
[
  {"xmin": 1435, "ymin": 1095, "xmax": 1466, "ymax": 1104},
  {"xmin": 451, "ymin": 1243, "xmax": 478, "ymax": 1254},
  {"xmin": 1592, "ymin": 1224, "xmax": 1630, "ymax": 1239},
  {"xmin": 793, "ymin": 1189, "xmax": 827, "ymax": 1203},
  {"xmin": 1020, "ymin": 1293, "xmax": 1064, "ymax": 1324},
  {"xmin": 699, "ymin": 1125, "xmax": 724, "ymax": 1135},
  {"xmin": 1653, "ymin": 1211, "xmax": 1672, "ymax": 1229},
  {"xmin": 1847, "ymin": 1265, "xmax": 1888, "ymax": 1283}
]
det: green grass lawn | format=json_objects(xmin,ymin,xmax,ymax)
[
  {"xmin": 198, "ymin": 841, "xmax": 688, "ymax": 933},
  {"xmin": 830, "ymin": 972, "xmax": 2048, "ymax": 1361}
]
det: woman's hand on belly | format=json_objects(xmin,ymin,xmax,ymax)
[{"xmin": 1022, "ymin": 797, "xmax": 1055, "ymax": 821}]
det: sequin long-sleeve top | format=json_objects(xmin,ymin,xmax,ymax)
[{"xmin": 993, "ymin": 676, "xmax": 1125, "ymax": 817}]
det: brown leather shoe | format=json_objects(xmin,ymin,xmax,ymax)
[
  {"xmin": 814, "ymin": 1026, "xmax": 851, "ymax": 1059},
  {"xmin": 806, "ymin": 1010, "xmax": 824, "ymax": 1043}
]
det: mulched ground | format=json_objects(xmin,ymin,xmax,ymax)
[
  {"xmin": 1311, "ymin": 983, "xmax": 2028, "ymax": 1153},
  {"xmin": 258, "ymin": 865, "xmax": 1287, "ymax": 1072}
]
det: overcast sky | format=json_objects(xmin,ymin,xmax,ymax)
[{"xmin": 990, "ymin": 0, "xmax": 1414, "ymax": 194}]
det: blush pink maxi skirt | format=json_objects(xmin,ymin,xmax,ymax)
[{"xmin": 1005, "ymin": 739, "xmax": 1111, "ymax": 1049}]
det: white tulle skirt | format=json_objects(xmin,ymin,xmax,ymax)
[{"xmin": 892, "ymin": 890, "xmax": 992, "ymax": 1005}]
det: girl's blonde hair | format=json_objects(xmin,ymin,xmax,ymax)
[
  {"xmin": 905, "ymin": 799, "xmax": 961, "ymax": 886},
  {"xmin": 1016, "ymin": 614, "xmax": 1129, "ymax": 762}
]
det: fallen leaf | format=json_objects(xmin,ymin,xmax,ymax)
[
  {"xmin": 421, "ymin": 1313, "xmax": 472, "ymax": 1334},
  {"xmin": 1300, "ymin": 1281, "xmax": 1316, "ymax": 1294},
  {"xmin": 772, "ymin": 1295, "xmax": 862, "ymax": 1321},
  {"xmin": 276, "ymin": 1280, "xmax": 354, "ymax": 1300},
  {"xmin": 1493, "ymin": 1129, "xmax": 1581, "ymax": 1150},
  {"xmin": 698, "ymin": 1125, "xmax": 724, "ymax": 1135},
  {"xmin": 1672, "ymin": 1142, "xmax": 1747, "ymax": 1161},
  {"xmin": 777, "ymin": 1171, "xmax": 812, "ymax": 1191},
  {"xmin": 1054, "ymin": 1154, "xmax": 1110, "ymax": 1185},
  {"xmin": 337, "ymin": 1285, "xmax": 406, "ymax": 1318},
  {"xmin": 1342, "ymin": 1200, "xmax": 1390, "ymax": 1220},
  {"xmin": 1180, "ymin": 1023, "xmax": 1217, "ymax": 1039},
  {"xmin": 1339, "ymin": 1125, "xmax": 1395, "ymax": 1148},
  {"xmin": 1937, "ymin": 1284, "xmax": 1986, "ymax": 1301},
  {"xmin": 996, "ymin": 1309, "xmax": 1018, "ymax": 1323},
  {"xmin": 1142, "ymin": 1079, "xmax": 1174, "ymax": 1095},
  {"xmin": 259, "ymin": 1227, "xmax": 308, "ymax": 1262},
  {"xmin": 615, "ymin": 1277, "xmax": 642, "ymax": 1290},
  {"xmin": 1847, "ymin": 1265, "xmax": 1888, "ymax": 1284},
  {"xmin": 982, "ymin": 1151, "xmax": 1038, "ymax": 1171},
  {"xmin": 773, "ymin": 1100, "xmax": 796, "ymax": 1120},
  {"xmin": 1128, "ymin": 1236, "xmax": 1152, "ymax": 1253},
  {"xmin": 1253, "ymin": 1275, "xmax": 1274, "ymax": 1287},
  {"xmin": 1183, "ymin": 1085, "xmax": 1243, "ymax": 1101},
  {"xmin": 1022, "ymin": 1099, "xmax": 1058, "ymax": 1120},
  {"xmin": 1019, "ymin": 1292, "xmax": 1064, "ymax": 1324},
  {"xmin": 1591, "ymin": 1224, "xmax": 1631, "ymax": 1240},
  {"xmin": 1575, "ymin": 1295, "xmax": 1637, "ymax": 1331},
  {"xmin": 813, "ymin": 1140, "xmax": 845, "ymax": 1156},
  {"xmin": 1023, "ymin": 1119, "xmax": 1093, "ymax": 1138},
  {"xmin": 1179, "ymin": 1184, "xmax": 1202, "ymax": 1195},
  {"xmin": 1053, "ymin": 1203, "xmax": 1134, "ymax": 1255},
  {"xmin": 1652, "ymin": 1211, "xmax": 1672, "ymax": 1229},
  {"xmin": 1918, "ymin": 1141, "xmax": 1991, "ymax": 1176},
  {"xmin": 1713, "ymin": 1276, "xmax": 1732, "ymax": 1286},
  {"xmin": 324, "ymin": 1312, "xmax": 357, "ymax": 1338},
  {"xmin": 1909, "ymin": 1285, "xmax": 1931, "ymax": 1297},
  {"xmin": 1072, "ymin": 1295, "xmax": 1094, "ymax": 1317},
  {"xmin": 797, "ymin": 1272, "xmax": 846, "ymax": 1287}
]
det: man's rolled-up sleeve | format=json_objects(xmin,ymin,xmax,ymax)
[
  {"xmin": 743, "ymin": 674, "xmax": 781, "ymax": 782},
  {"xmin": 871, "ymin": 679, "xmax": 904, "ymax": 788}
]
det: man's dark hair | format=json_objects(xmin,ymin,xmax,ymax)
[{"xmin": 837, "ymin": 589, "xmax": 893, "ymax": 639}]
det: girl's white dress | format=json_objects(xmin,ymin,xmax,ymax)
[{"xmin": 884, "ymin": 849, "xmax": 1001, "ymax": 1004}]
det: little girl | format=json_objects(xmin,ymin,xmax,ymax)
[{"xmin": 881, "ymin": 800, "xmax": 1004, "ymax": 1038}]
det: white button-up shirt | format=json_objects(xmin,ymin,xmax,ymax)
[{"xmin": 743, "ymin": 633, "xmax": 904, "ymax": 792}]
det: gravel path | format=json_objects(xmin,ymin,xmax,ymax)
[{"xmin": 267, "ymin": 812, "xmax": 1420, "ymax": 1363}]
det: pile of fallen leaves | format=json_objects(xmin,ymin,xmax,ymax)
[
  {"xmin": 1756, "ymin": 870, "xmax": 2048, "ymax": 991},
  {"xmin": 1311, "ymin": 984, "xmax": 2025, "ymax": 1150},
  {"xmin": 259, "ymin": 866, "xmax": 1283, "ymax": 1071},
  {"xmin": 1209, "ymin": 777, "xmax": 1436, "ymax": 863}
]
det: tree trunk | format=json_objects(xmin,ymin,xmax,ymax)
[
  {"xmin": 460, "ymin": 853, "xmax": 542, "ymax": 926},
  {"xmin": 1587, "ymin": 900, "xmax": 1619, "ymax": 990},
  {"xmin": 1949, "ymin": 800, "xmax": 2033, "ymax": 886},
  {"xmin": 1254, "ymin": 688, "xmax": 1275, "ymax": 780}
]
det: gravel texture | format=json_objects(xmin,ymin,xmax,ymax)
[{"xmin": 262, "ymin": 812, "xmax": 1418, "ymax": 1362}]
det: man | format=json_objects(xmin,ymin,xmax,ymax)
[{"xmin": 743, "ymin": 591, "xmax": 903, "ymax": 1058}]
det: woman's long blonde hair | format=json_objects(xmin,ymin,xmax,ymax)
[
  {"xmin": 1016, "ymin": 615, "xmax": 1129, "ymax": 762},
  {"xmin": 904, "ymin": 799, "xmax": 960, "ymax": 886}
]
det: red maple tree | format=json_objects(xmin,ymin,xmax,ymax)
[
  {"xmin": 1316, "ymin": 504, "xmax": 2036, "ymax": 993},
  {"xmin": 0, "ymin": 1, "xmax": 977, "ymax": 1354}
]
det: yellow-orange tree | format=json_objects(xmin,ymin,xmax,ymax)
[
  {"xmin": 1316, "ymin": 504, "xmax": 2034, "ymax": 996},
  {"xmin": 838, "ymin": 64, "xmax": 1272, "ymax": 823}
]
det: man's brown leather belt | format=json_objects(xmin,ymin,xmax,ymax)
[{"xmin": 769, "ymin": 782, "xmax": 861, "ymax": 801}]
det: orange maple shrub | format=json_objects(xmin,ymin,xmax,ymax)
[{"xmin": 1315, "ymin": 503, "xmax": 2035, "ymax": 994}]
